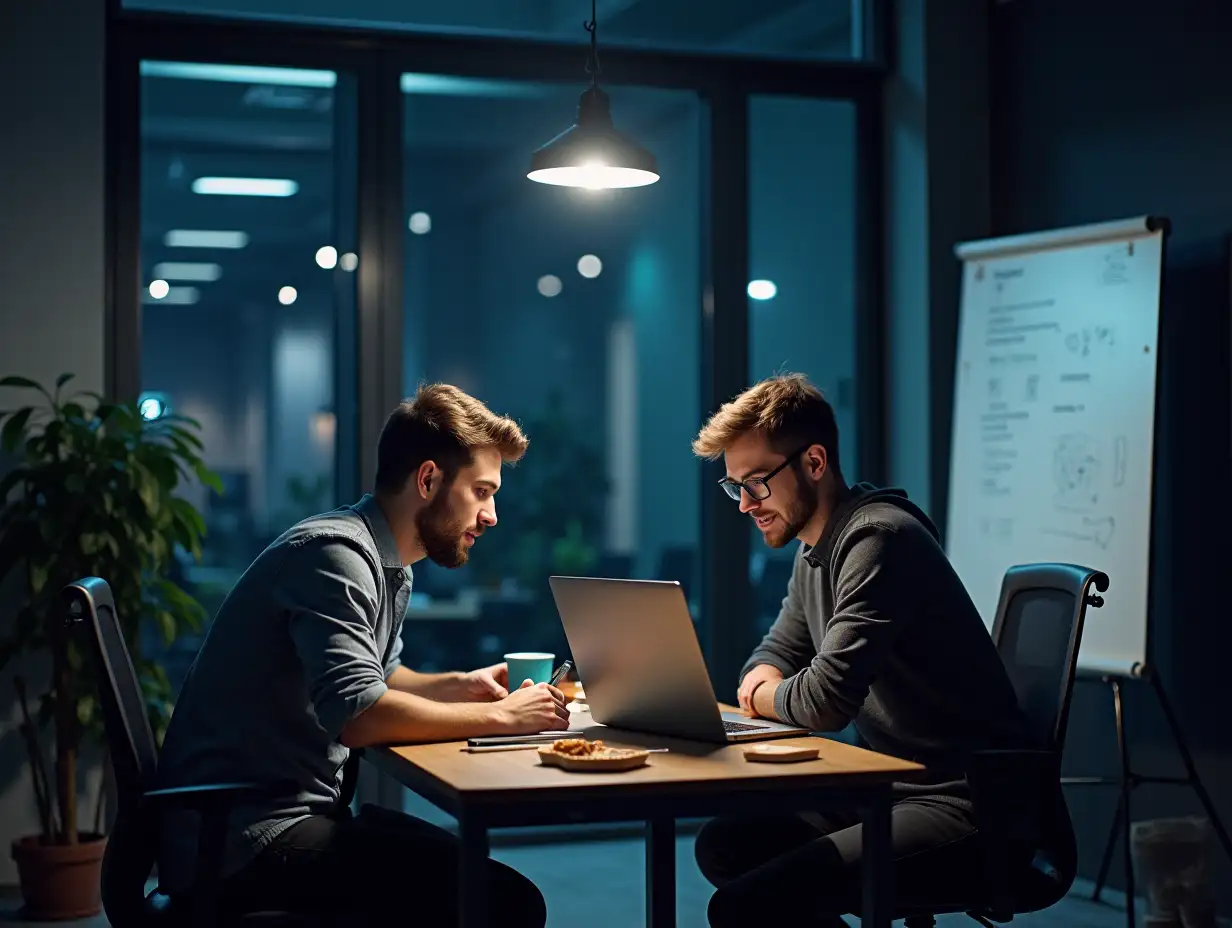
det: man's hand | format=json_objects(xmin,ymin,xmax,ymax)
[
  {"xmin": 738, "ymin": 664, "xmax": 784, "ymax": 717},
  {"xmin": 494, "ymin": 680, "xmax": 571, "ymax": 734},
  {"xmin": 457, "ymin": 662, "xmax": 510, "ymax": 701}
]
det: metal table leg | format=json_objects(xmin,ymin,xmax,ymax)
[
  {"xmin": 459, "ymin": 813, "xmax": 489, "ymax": 928},
  {"xmin": 861, "ymin": 789, "xmax": 894, "ymax": 928},
  {"xmin": 646, "ymin": 816, "xmax": 676, "ymax": 927}
]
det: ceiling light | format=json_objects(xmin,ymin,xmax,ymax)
[
  {"xmin": 537, "ymin": 275, "xmax": 563, "ymax": 298},
  {"xmin": 409, "ymin": 211, "xmax": 432, "ymax": 235},
  {"xmin": 577, "ymin": 254, "xmax": 602, "ymax": 278},
  {"xmin": 339, "ymin": 252, "xmax": 358, "ymax": 272},
  {"xmin": 278, "ymin": 286, "xmax": 298, "ymax": 305},
  {"xmin": 192, "ymin": 177, "xmax": 298, "ymax": 197},
  {"xmin": 153, "ymin": 261, "xmax": 221, "ymax": 282},
  {"xmin": 140, "ymin": 61, "xmax": 336, "ymax": 88},
  {"xmin": 138, "ymin": 392, "xmax": 171, "ymax": 421},
  {"xmin": 527, "ymin": 0, "xmax": 658, "ymax": 190},
  {"xmin": 748, "ymin": 280, "xmax": 778, "ymax": 301},
  {"xmin": 143, "ymin": 286, "xmax": 199, "ymax": 305},
  {"xmin": 164, "ymin": 229, "xmax": 249, "ymax": 249},
  {"xmin": 315, "ymin": 246, "xmax": 338, "ymax": 269}
]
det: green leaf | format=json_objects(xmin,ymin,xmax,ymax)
[
  {"xmin": 0, "ymin": 375, "xmax": 50, "ymax": 395},
  {"xmin": 155, "ymin": 610, "xmax": 176, "ymax": 644},
  {"xmin": 29, "ymin": 563, "xmax": 48, "ymax": 595},
  {"xmin": 193, "ymin": 462, "xmax": 223, "ymax": 494},
  {"xmin": 54, "ymin": 373, "xmax": 74, "ymax": 390},
  {"xmin": 76, "ymin": 694, "xmax": 95, "ymax": 727},
  {"xmin": 1, "ymin": 407, "xmax": 34, "ymax": 453}
]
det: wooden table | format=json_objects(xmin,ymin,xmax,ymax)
[{"xmin": 369, "ymin": 702, "xmax": 924, "ymax": 928}]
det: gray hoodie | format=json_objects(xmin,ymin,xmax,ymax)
[{"xmin": 742, "ymin": 482, "xmax": 1032, "ymax": 794}]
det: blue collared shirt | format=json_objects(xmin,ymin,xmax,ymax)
[{"xmin": 156, "ymin": 494, "xmax": 411, "ymax": 892}]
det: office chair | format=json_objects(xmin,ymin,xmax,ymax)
[
  {"xmin": 64, "ymin": 577, "xmax": 354, "ymax": 927},
  {"xmin": 899, "ymin": 563, "xmax": 1108, "ymax": 927}
]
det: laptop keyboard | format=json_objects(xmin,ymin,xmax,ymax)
[{"xmin": 723, "ymin": 719, "xmax": 765, "ymax": 733}]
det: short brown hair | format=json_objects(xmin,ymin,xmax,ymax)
[
  {"xmin": 692, "ymin": 373, "xmax": 842, "ymax": 477},
  {"xmin": 374, "ymin": 383, "xmax": 528, "ymax": 495}
]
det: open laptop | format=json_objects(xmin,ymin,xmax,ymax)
[{"xmin": 548, "ymin": 576, "xmax": 809, "ymax": 744}]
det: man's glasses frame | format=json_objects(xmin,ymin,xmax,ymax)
[{"xmin": 717, "ymin": 445, "xmax": 811, "ymax": 502}]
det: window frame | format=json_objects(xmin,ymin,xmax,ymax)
[{"xmin": 105, "ymin": 1, "xmax": 889, "ymax": 697}]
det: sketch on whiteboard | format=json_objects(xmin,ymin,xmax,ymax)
[
  {"xmin": 1024, "ymin": 373, "xmax": 1039, "ymax": 402},
  {"xmin": 1065, "ymin": 326, "xmax": 1116, "ymax": 358},
  {"xmin": 988, "ymin": 377, "xmax": 1002, "ymax": 399},
  {"xmin": 979, "ymin": 516, "xmax": 1013, "ymax": 540},
  {"xmin": 1052, "ymin": 433, "xmax": 1101, "ymax": 511},
  {"xmin": 1113, "ymin": 436, "xmax": 1127, "ymax": 487},
  {"xmin": 1043, "ymin": 516, "xmax": 1115, "ymax": 550}
]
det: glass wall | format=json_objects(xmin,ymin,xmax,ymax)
[
  {"xmin": 746, "ymin": 96, "xmax": 857, "ymax": 647},
  {"xmin": 399, "ymin": 75, "xmax": 703, "ymax": 676},
  {"xmin": 120, "ymin": 0, "xmax": 870, "ymax": 61},
  {"xmin": 138, "ymin": 61, "xmax": 355, "ymax": 685}
]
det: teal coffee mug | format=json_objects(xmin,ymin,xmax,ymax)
[{"xmin": 505, "ymin": 652, "xmax": 555, "ymax": 687}]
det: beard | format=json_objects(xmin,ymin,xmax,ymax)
[
  {"xmin": 415, "ymin": 491, "xmax": 478, "ymax": 568},
  {"xmin": 763, "ymin": 468, "xmax": 817, "ymax": 549}
]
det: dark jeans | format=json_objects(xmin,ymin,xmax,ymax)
[
  {"xmin": 216, "ymin": 804, "xmax": 546, "ymax": 927},
  {"xmin": 695, "ymin": 795, "xmax": 983, "ymax": 928}
]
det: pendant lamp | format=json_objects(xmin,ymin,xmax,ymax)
[{"xmin": 527, "ymin": 0, "xmax": 659, "ymax": 190}]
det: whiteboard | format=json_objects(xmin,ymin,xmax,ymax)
[{"xmin": 945, "ymin": 216, "xmax": 1167, "ymax": 677}]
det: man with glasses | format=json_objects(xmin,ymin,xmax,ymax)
[{"xmin": 689, "ymin": 373, "xmax": 1075, "ymax": 927}]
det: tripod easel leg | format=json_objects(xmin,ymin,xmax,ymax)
[
  {"xmin": 1089, "ymin": 677, "xmax": 1135, "ymax": 928},
  {"xmin": 1151, "ymin": 673, "xmax": 1232, "ymax": 865}
]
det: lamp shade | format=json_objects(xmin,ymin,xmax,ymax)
[{"xmin": 528, "ymin": 86, "xmax": 659, "ymax": 189}]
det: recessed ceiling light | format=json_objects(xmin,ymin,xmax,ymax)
[
  {"xmin": 747, "ymin": 279, "xmax": 778, "ymax": 301},
  {"xmin": 315, "ymin": 246, "xmax": 338, "ymax": 269},
  {"xmin": 163, "ymin": 229, "xmax": 249, "ymax": 249},
  {"xmin": 409, "ymin": 212, "xmax": 432, "ymax": 235},
  {"xmin": 278, "ymin": 286, "xmax": 298, "ymax": 305},
  {"xmin": 152, "ymin": 262, "xmax": 221, "ymax": 282},
  {"xmin": 577, "ymin": 254, "xmax": 602, "ymax": 278},
  {"xmin": 537, "ymin": 275, "xmax": 563, "ymax": 298},
  {"xmin": 192, "ymin": 177, "xmax": 298, "ymax": 197},
  {"xmin": 339, "ymin": 252, "xmax": 358, "ymax": 272}
]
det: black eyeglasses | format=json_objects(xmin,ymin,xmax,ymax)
[{"xmin": 718, "ymin": 445, "xmax": 809, "ymax": 502}]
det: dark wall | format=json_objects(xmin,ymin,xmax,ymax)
[{"xmin": 990, "ymin": 0, "xmax": 1232, "ymax": 908}]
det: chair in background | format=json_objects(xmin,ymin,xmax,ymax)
[
  {"xmin": 64, "ymin": 576, "xmax": 338, "ymax": 927},
  {"xmin": 900, "ymin": 563, "xmax": 1109, "ymax": 927}
]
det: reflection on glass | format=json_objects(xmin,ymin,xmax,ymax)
[
  {"xmin": 401, "ymin": 75, "xmax": 702, "ymax": 678},
  {"xmin": 139, "ymin": 61, "xmax": 348, "ymax": 685},
  {"xmin": 747, "ymin": 95, "xmax": 857, "ymax": 647}
]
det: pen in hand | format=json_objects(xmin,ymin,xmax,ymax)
[{"xmin": 548, "ymin": 660, "xmax": 573, "ymax": 688}]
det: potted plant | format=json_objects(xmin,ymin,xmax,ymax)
[{"xmin": 0, "ymin": 373, "xmax": 216, "ymax": 920}]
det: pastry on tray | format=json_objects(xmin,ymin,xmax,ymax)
[{"xmin": 537, "ymin": 738, "xmax": 650, "ymax": 772}]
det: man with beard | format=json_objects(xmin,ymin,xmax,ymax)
[
  {"xmin": 155, "ymin": 383, "xmax": 568, "ymax": 926},
  {"xmin": 689, "ymin": 373, "xmax": 1076, "ymax": 927}
]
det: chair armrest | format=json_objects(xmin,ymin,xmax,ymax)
[
  {"xmin": 143, "ymin": 781, "xmax": 295, "ymax": 928},
  {"xmin": 143, "ymin": 781, "xmax": 290, "ymax": 811}
]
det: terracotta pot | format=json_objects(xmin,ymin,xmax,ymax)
[{"xmin": 11, "ymin": 832, "xmax": 106, "ymax": 920}]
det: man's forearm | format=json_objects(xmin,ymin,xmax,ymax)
[
  {"xmin": 340, "ymin": 689, "xmax": 502, "ymax": 748},
  {"xmin": 385, "ymin": 665, "xmax": 464, "ymax": 700},
  {"xmin": 751, "ymin": 678, "xmax": 785, "ymax": 722}
]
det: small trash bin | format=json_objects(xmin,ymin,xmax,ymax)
[{"xmin": 1131, "ymin": 816, "xmax": 1216, "ymax": 928}]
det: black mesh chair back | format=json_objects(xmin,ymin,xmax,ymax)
[
  {"xmin": 62, "ymin": 577, "xmax": 160, "ymax": 926},
  {"xmin": 989, "ymin": 563, "xmax": 1109, "ymax": 752}
]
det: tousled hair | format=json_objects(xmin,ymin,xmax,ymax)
[
  {"xmin": 692, "ymin": 373, "xmax": 842, "ymax": 479},
  {"xmin": 374, "ymin": 383, "xmax": 528, "ymax": 495}
]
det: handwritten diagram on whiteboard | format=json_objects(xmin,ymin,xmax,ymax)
[{"xmin": 946, "ymin": 218, "xmax": 1165, "ymax": 676}]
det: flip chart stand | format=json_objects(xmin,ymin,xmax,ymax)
[{"xmin": 1062, "ymin": 667, "xmax": 1231, "ymax": 928}]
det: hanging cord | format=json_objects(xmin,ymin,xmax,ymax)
[{"xmin": 584, "ymin": 0, "xmax": 601, "ymax": 88}]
